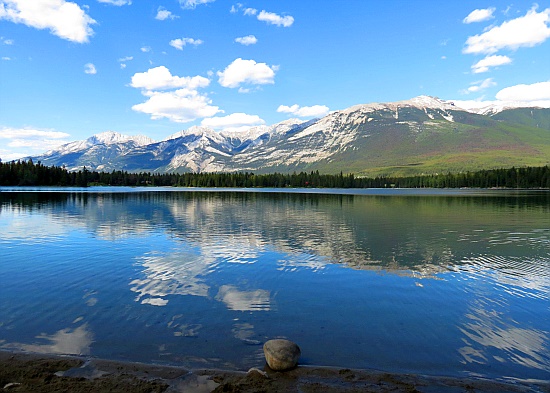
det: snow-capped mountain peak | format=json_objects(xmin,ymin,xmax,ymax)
[
  {"xmin": 88, "ymin": 131, "xmax": 154, "ymax": 146},
  {"xmin": 166, "ymin": 126, "xmax": 217, "ymax": 141},
  {"xmin": 403, "ymin": 95, "xmax": 457, "ymax": 110},
  {"xmin": 27, "ymin": 95, "xmax": 550, "ymax": 176}
]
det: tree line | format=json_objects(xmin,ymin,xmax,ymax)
[{"xmin": 0, "ymin": 159, "xmax": 549, "ymax": 189}]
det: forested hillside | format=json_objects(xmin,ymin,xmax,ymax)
[{"xmin": 1, "ymin": 160, "xmax": 549, "ymax": 189}]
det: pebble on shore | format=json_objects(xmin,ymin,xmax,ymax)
[{"xmin": 263, "ymin": 339, "xmax": 301, "ymax": 371}]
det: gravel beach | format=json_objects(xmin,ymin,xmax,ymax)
[{"xmin": 1, "ymin": 351, "xmax": 549, "ymax": 393}]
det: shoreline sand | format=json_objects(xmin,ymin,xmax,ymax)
[{"xmin": 1, "ymin": 351, "xmax": 549, "ymax": 392}]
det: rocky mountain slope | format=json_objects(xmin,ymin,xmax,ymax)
[{"xmin": 28, "ymin": 96, "xmax": 550, "ymax": 177}]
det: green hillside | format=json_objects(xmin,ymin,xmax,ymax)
[
  {"xmin": 292, "ymin": 110, "xmax": 550, "ymax": 177},
  {"xmin": 491, "ymin": 108, "xmax": 550, "ymax": 130}
]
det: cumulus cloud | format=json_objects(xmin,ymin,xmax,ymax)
[
  {"xmin": 257, "ymin": 10, "xmax": 294, "ymax": 27},
  {"xmin": 130, "ymin": 66, "xmax": 218, "ymax": 123},
  {"xmin": 471, "ymin": 54, "xmax": 512, "ymax": 73},
  {"xmin": 463, "ymin": 6, "xmax": 550, "ymax": 54},
  {"xmin": 84, "ymin": 63, "xmax": 97, "ymax": 74},
  {"xmin": 463, "ymin": 7, "xmax": 495, "ymax": 24},
  {"xmin": 201, "ymin": 113, "xmax": 265, "ymax": 131},
  {"xmin": 464, "ymin": 78, "xmax": 496, "ymax": 94},
  {"xmin": 277, "ymin": 104, "xmax": 330, "ymax": 118},
  {"xmin": 217, "ymin": 58, "xmax": 277, "ymax": 89},
  {"xmin": 0, "ymin": 0, "xmax": 96, "ymax": 43},
  {"xmin": 140, "ymin": 46, "xmax": 151, "ymax": 52},
  {"xmin": 169, "ymin": 37, "xmax": 203, "ymax": 50},
  {"xmin": 97, "ymin": 0, "xmax": 131, "ymax": 5},
  {"xmin": 496, "ymin": 81, "xmax": 550, "ymax": 101},
  {"xmin": 2, "ymin": 37, "xmax": 14, "ymax": 45},
  {"xmin": 130, "ymin": 66, "xmax": 209, "ymax": 91},
  {"xmin": 235, "ymin": 35, "xmax": 257, "ymax": 45},
  {"xmin": 179, "ymin": 0, "xmax": 215, "ymax": 9},
  {"xmin": 131, "ymin": 89, "xmax": 220, "ymax": 123},
  {"xmin": 239, "ymin": 7, "xmax": 293, "ymax": 27},
  {"xmin": 0, "ymin": 127, "xmax": 71, "ymax": 160},
  {"xmin": 155, "ymin": 6, "xmax": 178, "ymax": 20}
]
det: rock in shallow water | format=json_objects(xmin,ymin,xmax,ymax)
[{"xmin": 263, "ymin": 339, "xmax": 301, "ymax": 371}]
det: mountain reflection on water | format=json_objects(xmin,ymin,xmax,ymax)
[
  {"xmin": 0, "ymin": 189, "xmax": 549, "ymax": 380},
  {"xmin": 3, "ymin": 190, "xmax": 548, "ymax": 274}
]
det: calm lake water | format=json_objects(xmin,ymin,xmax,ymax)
[{"xmin": 0, "ymin": 187, "xmax": 549, "ymax": 383}]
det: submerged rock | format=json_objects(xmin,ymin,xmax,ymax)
[{"xmin": 263, "ymin": 339, "xmax": 301, "ymax": 371}]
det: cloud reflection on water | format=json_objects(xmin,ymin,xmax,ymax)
[
  {"xmin": 130, "ymin": 251, "xmax": 213, "ymax": 305},
  {"xmin": 215, "ymin": 285, "xmax": 271, "ymax": 312},
  {"xmin": 458, "ymin": 299, "xmax": 549, "ymax": 372},
  {"xmin": 2, "ymin": 323, "xmax": 93, "ymax": 356}
]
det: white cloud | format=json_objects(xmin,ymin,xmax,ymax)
[
  {"xmin": 0, "ymin": 127, "xmax": 70, "ymax": 140},
  {"xmin": 201, "ymin": 112, "xmax": 265, "ymax": 130},
  {"xmin": 217, "ymin": 58, "xmax": 276, "ymax": 89},
  {"xmin": 463, "ymin": 7, "xmax": 495, "ymax": 24},
  {"xmin": 119, "ymin": 56, "xmax": 132, "ymax": 69},
  {"xmin": 463, "ymin": 6, "xmax": 550, "ymax": 54},
  {"xmin": 277, "ymin": 104, "xmax": 330, "ymax": 118},
  {"xmin": 0, "ymin": 127, "xmax": 71, "ymax": 160},
  {"xmin": 84, "ymin": 63, "xmax": 97, "ymax": 74},
  {"xmin": 179, "ymin": 0, "xmax": 215, "ymax": 9},
  {"xmin": 169, "ymin": 37, "xmax": 203, "ymax": 50},
  {"xmin": 243, "ymin": 7, "xmax": 257, "ymax": 16},
  {"xmin": 257, "ymin": 10, "xmax": 294, "ymax": 27},
  {"xmin": 131, "ymin": 89, "xmax": 220, "ymax": 123},
  {"xmin": 155, "ymin": 6, "xmax": 178, "ymax": 20},
  {"xmin": 130, "ymin": 66, "xmax": 210, "ymax": 91},
  {"xmin": 495, "ymin": 81, "xmax": 550, "ymax": 101},
  {"xmin": 97, "ymin": 0, "xmax": 131, "ymax": 5},
  {"xmin": 464, "ymin": 78, "xmax": 496, "ymax": 93},
  {"xmin": 235, "ymin": 35, "xmax": 257, "ymax": 45},
  {"xmin": 130, "ymin": 66, "xmax": 218, "ymax": 123},
  {"xmin": 471, "ymin": 54, "xmax": 512, "ymax": 73},
  {"xmin": 2, "ymin": 37, "xmax": 14, "ymax": 45},
  {"xmin": 0, "ymin": 0, "xmax": 96, "ymax": 43},
  {"xmin": 140, "ymin": 46, "xmax": 151, "ymax": 52}
]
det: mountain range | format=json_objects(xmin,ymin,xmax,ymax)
[{"xmin": 28, "ymin": 96, "xmax": 550, "ymax": 177}]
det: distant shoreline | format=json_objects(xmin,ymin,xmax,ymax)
[
  {"xmin": 2, "ymin": 185, "xmax": 549, "ymax": 192},
  {"xmin": 2, "ymin": 160, "xmax": 549, "ymax": 189}
]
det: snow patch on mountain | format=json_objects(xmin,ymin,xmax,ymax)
[
  {"xmin": 89, "ymin": 131, "xmax": 154, "ymax": 146},
  {"xmin": 451, "ymin": 99, "xmax": 550, "ymax": 115},
  {"xmin": 45, "ymin": 131, "xmax": 154, "ymax": 156}
]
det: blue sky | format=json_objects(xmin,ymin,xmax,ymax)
[{"xmin": 1, "ymin": 0, "xmax": 550, "ymax": 161}]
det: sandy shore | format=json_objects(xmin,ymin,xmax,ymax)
[{"xmin": 1, "ymin": 351, "xmax": 548, "ymax": 393}]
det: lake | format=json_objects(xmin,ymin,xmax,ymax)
[{"xmin": 0, "ymin": 187, "xmax": 549, "ymax": 384}]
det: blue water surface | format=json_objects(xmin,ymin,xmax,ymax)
[{"xmin": 0, "ymin": 188, "xmax": 548, "ymax": 383}]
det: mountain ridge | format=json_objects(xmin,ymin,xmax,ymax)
[{"xmin": 27, "ymin": 96, "xmax": 550, "ymax": 177}]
